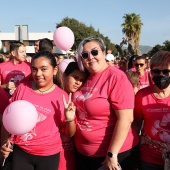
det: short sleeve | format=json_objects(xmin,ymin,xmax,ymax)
[{"xmin": 110, "ymin": 72, "xmax": 135, "ymax": 110}]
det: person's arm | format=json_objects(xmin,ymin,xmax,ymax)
[
  {"xmin": 62, "ymin": 93, "xmax": 76, "ymax": 137},
  {"xmin": 132, "ymin": 111, "xmax": 143, "ymax": 135},
  {"xmin": 105, "ymin": 109, "xmax": 133, "ymax": 170},
  {"xmin": 132, "ymin": 91, "xmax": 144, "ymax": 134},
  {"xmin": 0, "ymin": 81, "xmax": 7, "ymax": 90},
  {"xmin": 1, "ymin": 125, "xmax": 12, "ymax": 159},
  {"xmin": 0, "ymin": 81, "xmax": 16, "ymax": 92}
]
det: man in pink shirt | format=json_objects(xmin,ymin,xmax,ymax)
[{"xmin": 0, "ymin": 41, "xmax": 32, "ymax": 95}]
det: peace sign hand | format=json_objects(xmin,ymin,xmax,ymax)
[{"xmin": 62, "ymin": 93, "xmax": 76, "ymax": 122}]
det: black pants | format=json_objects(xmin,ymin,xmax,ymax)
[
  {"xmin": 11, "ymin": 145, "xmax": 60, "ymax": 170},
  {"xmin": 76, "ymin": 144, "xmax": 139, "ymax": 170},
  {"xmin": 138, "ymin": 161, "xmax": 164, "ymax": 170}
]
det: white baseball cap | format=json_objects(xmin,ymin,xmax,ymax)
[{"xmin": 106, "ymin": 54, "xmax": 115, "ymax": 61}]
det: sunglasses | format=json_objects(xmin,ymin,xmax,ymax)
[
  {"xmin": 81, "ymin": 49, "xmax": 100, "ymax": 59},
  {"xmin": 135, "ymin": 63, "xmax": 144, "ymax": 67},
  {"xmin": 151, "ymin": 69, "xmax": 170, "ymax": 76}
]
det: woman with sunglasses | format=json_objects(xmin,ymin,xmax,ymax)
[
  {"xmin": 134, "ymin": 55, "xmax": 152, "ymax": 90},
  {"xmin": 133, "ymin": 51, "xmax": 170, "ymax": 170},
  {"xmin": 72, "ymin": 37, "xmax": 139, "ymax": 170}
]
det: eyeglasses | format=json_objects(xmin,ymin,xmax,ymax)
[
  {"xmin": 151, "ymin": 69, "xmax": 170, "ymax": 76},
  {"xmin": 81, "ymin": 49, "xmax": 101, "ymax": 59},
  {"xmin": 135, "ymin": 63, "xmax": 144, "ymax": 67}
]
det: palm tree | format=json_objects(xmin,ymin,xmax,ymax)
[{"xmin": 121, "ymin": 13, "xmax": 143, "ymax": 55}]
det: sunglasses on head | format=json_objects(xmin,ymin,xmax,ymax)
[
  {"xmin": 151, "ymin": 69, "xmax": 170, "ymax": 76},
  {"xmin": 81, "ymin": 49, "xmax": 100, "ymax": 59},
  {"xmin": 135, "ymin": 63, "xmax": 144, "ymax": 67}
]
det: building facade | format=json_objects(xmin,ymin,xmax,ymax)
[{"xmin": 0, "ymin": 25, "xmax": 67, "ymax": 56}]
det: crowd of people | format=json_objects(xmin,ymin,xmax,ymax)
[{"xmin": 0, "ymin": 37, "xmax": 169, "ymax": 170}]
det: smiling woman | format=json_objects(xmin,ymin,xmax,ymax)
[
  {"xmin": 31, "ymin": 51, "xmax": 58, "ymax": 92},
  {"xmin": 73, "ymin": 36, "xmax": 139, "ymax": 170},
  {"xmin": 1, "ymin": 51, "xmax": 76, "ymax": 170}
]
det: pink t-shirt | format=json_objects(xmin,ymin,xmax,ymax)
[
  {"xmin": 129, "ymin": 67, "xmax": 136, "ymax": 72},
  {"xmin": 138, "ymin": 71, "xmax": 150, "ymax": 90},
  {"xmin": 0, "ymin": 87, "xmax": 10, "ymax": 146},
  {"xmin": 0, "ymin": 61, "xmax": 32, "ymax": 86},
  {"xmin": 135, "ymin": 85, "xmax": 170, "ymax": 165},
  {"xmin": 114, "ymin": 65, "xmax": 120, "ymax": 69},
  {"xmin": 0, "ymin": 87, "xmax": 10, "ymax": 115},
  {"xmin": 73, "ymin": 66, "xmax": 139, "ymax": 157},
  {"xmin": 11, "ymin": 81, "xmax": 68, "ymax": 156},
  {"xmin": 58, "ymin": 135, "xmax": 76, "ymax": 170}
]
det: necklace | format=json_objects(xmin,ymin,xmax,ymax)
[{"xmin": 36, "ymin": 84, "xmax": 54, "ymax": 94}]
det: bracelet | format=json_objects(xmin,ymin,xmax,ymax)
[{"xmin": 65, "ymin": 119, "xmax": 74, "ymax": 123}]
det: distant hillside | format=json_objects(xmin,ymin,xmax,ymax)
[
  {"xmin": 122, "ymin": 45, "xmax": 153, "ymax": 55},
  {"xmin": 139, "ymin": 45, "xmax": 152, "ymax": 54}
]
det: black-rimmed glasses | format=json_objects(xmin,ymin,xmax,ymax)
[{"xmin": 135, "ymin": 63, "xmax": 144, "ymax": 67}]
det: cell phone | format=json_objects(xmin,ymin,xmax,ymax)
[
  {"xmin": 10, "ymin": 78, "xmax": 14, "ymax": 82},
  {"xmin": 9, "ymin": 78, "xmax": 15, "ymax": 95}
]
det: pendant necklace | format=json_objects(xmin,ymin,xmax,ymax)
[{"xmin": 36, "ymin": 84, "xmax": 54, "ymax": 94}]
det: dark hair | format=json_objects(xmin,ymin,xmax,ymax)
[
  {"xmin": 39, "ymin": 38, "xmax": 53, "ymax": 52},
  {"xmin": 32, "ymin": 51, "xmax": 63, "ymax": 87},
  {"xmin": 33, "ymin": 51, "xmax": 56, "ymax": 68},
  {"xmin": 126, "ymin": 71, "xmax": 139, "ymax": 87},
  {"xmin": 9, "ymin": 41, "xmax": 24, "ymax": 53},
  {"xmin": 64, "ymin": 62, "xmax": 79, "ymax": 76},
  {"xmin": 141, "ymin": 53, "xmax": 149, "ymax": 59},
  {"xmin": 135, "ymin": 55, "xmax": 146, "ymax": 62},
  {"xmin": 150, "ymin": 51, "xmax": 170, "ymax": 70},
  {"xmin": 64, "ymin": 61, "xmax": 89, "ymax": 80},
  {"xmin": 128, "ymin": 55, "xmax": 138, "ymax": 69},
  {"xmin": 0, "ymin": 54, "xmax": 5, "ymax": 63}
]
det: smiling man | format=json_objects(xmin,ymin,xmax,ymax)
[{"xmin": 0, "ymin": 41, "xmax": 32, "ymax": 95}]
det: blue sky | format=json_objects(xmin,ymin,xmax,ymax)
[{"xmin": 0, "ymin": 0, "xmax": 170, "ymax": 47}]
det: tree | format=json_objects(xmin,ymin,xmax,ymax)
[
  {"xmin": 56, "ymin": 17, "xmax": 117, "ymax": 54},
  {"xmin": 121, "ymin": 13, "xmax": 143, "ymax": 55},
  {"xmin": 163, "ymin": 40, "xmax": 170, "ymax": 51},
  {"xmin": 147, "ymin": 44, "xmax": 164, "ymax": 57},
  {"xmin": 147, "ymin": 40, "xmax": 170, "ymax": 57}
]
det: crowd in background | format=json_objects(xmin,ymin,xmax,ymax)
[{"xmin": 0, "ymin": 37, "xmax": 169, "ymax": 170}]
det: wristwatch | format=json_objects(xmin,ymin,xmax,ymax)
[{"xmin": 107, "ymin": 152, "xmax": 117, "ymax": 158}]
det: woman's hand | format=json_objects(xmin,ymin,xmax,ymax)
[
  {"xmin": 62, "ymin": 93, "xmax": 76, "ymax": 137},
  {"xmin": 104, "ymin": 156, "xmax": 121, "ymax": 170},
  {"xmin": 1, "ymin": 140, "xmax": 13, "ymax": 159},
  {"xmin": 62, "ymin": 93, "xmax": 76, "ymax": 122}
]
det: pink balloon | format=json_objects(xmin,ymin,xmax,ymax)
[
  {"xmin": 58, "ymin": 59, "xmax": 75, "ymax": 73},
  {"xmin": 3, "ymin": 100, "xmax": 38, "ymax": 135},
  {"xmin": 53, "ymin": 26, "xmax": 75, "ymax": 51}
]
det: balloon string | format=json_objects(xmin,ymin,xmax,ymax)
[
  {"xmin": 1, "ymin": 143, "xmax": 8, "ymax": 167},
  {"xmin": 1, "ymin": 139, "xmax": 13, "ymax": 167},
  {"xmin": 2, "ymin": 157, "xmax": 6, "ymax": 166}
]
